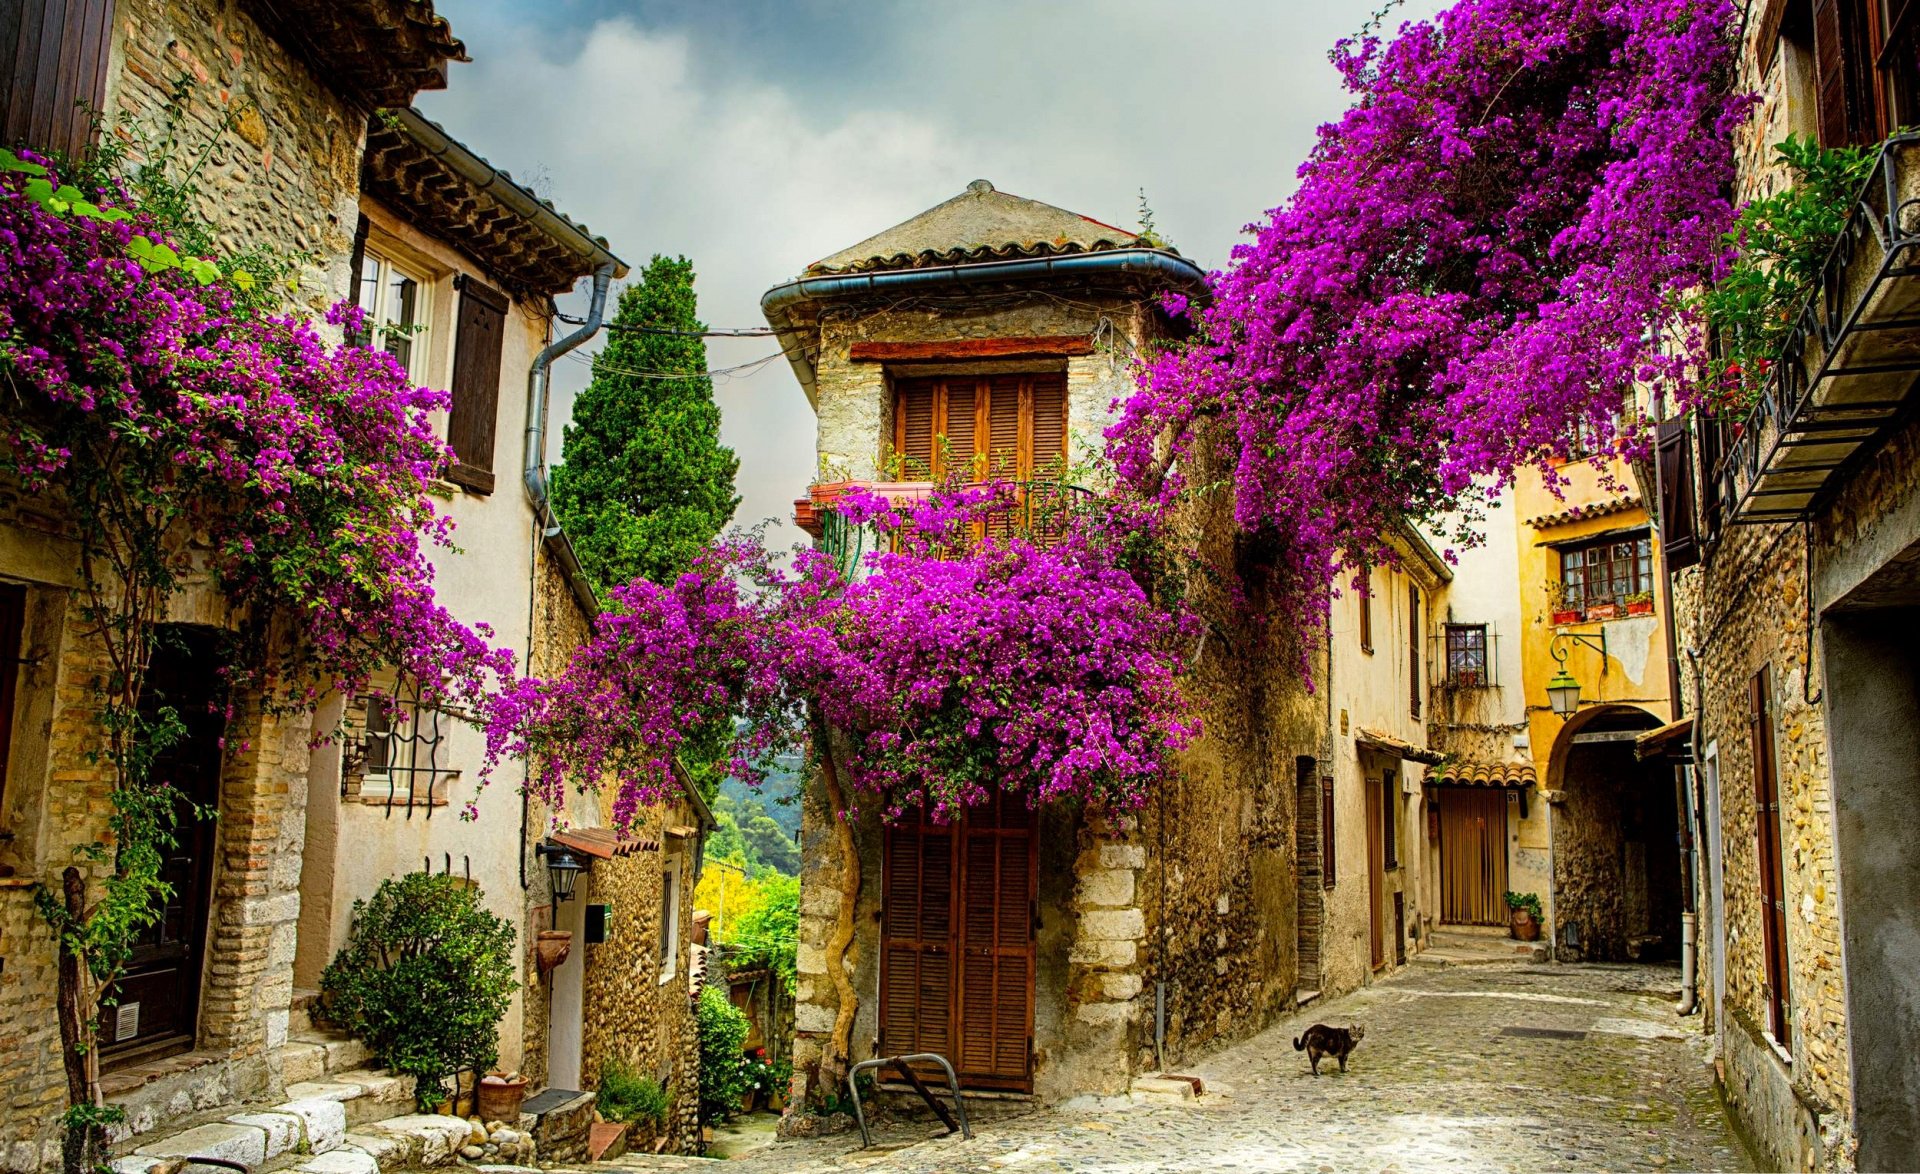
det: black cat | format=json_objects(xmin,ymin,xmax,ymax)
[{"xmin": 1292, "ymin": 1022, "xmax": 1365, "ymax": 1075}]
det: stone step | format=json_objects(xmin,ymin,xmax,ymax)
[
  {"xmin": 281, "ymin": 1033, "xmax": 372, "ymax": 1086},
  {"xmin": 284, "ymin": 1068, "xmax": 417, "ymax": 1129}
]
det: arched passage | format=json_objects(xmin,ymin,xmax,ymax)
[{"xmin": 1547, "ymin": 704, "xmax": 1680, "ymax": 962}]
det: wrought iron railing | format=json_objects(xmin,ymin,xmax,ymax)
[
  {"xmin": 797, "ymin": 479, "xmax": 1094, "ymax": 576},
  {"xmin": 1713, "ymin": 133, "xmax": 1920, "ymax": 527}
]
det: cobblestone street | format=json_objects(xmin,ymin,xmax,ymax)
[{"xmin": 606, "ymin": 962, "xmax": 1752, "ymax": 1174}]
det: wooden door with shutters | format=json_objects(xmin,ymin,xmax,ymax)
[
  {"xmin": 880, "ymin": 790, "xmax": 1036, "ymax": 1091},
  {"xmin": 1439, "ymin": 787, "xmax": 1509, "ymax": 926},
  {"xmin": 893, "ymin": 374, "xmax": 1068, "ymax": 482},
  {"xmin": 1750, "ymin": 666, "xmax": 1792, "ymax": 1047},
  {"xmin": 1366, "ymin": 777, "xmax": 1386, "ymax": 969}
]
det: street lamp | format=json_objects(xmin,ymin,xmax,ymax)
[
  {"xmin": 535, "ymin": 841, "xmax": 585, "ymax": 906},
  {"xmin": 1547, "ymin": 630, "xmax": 1608, "ymax": 721}
]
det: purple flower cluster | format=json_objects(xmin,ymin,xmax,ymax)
[
  {"xmin": 1110, "ymin": 0, "xmax": 1743, "ymax": 642},
  {"xmin": 488, "ymin": 484, "xmax": 1196, "ymax": 828},
  {"xmin": 0, "ymin": 160, "xmax": 512, "ymax": 710}
]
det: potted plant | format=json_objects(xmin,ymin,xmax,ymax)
[
  {"xmin": 1505, "ymin": 891, "xmax": 1543, "ymax": 942},
  {"xmin": 1547, "ymin": 581, "xmax": 1582, "ymax": 626},
  {"xmin": 1585, "ymin": 600, "xmax": 1620, "ymax": 621},
  {"xmin": 1625, "ymin": 590, "xmax": 1655, "ymax": 616},
  {"xmin": 767, "ymin": 1059, "xmax": 793, "ymax": 1112},
  {"xmin": 479, "ymin": 1070, "xmax": 531, "ymax": 1121}
]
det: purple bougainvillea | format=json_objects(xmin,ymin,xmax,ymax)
[{"xmin": 1111, "ymin": 0, "xmax": 1745, "ymax": 642}]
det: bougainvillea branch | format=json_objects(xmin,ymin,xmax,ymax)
[{"xmin": 1111, "ymin": 0, "xmax": 1744, "ymax": 638}]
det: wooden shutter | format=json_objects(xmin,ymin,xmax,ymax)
[
  {"xmin": 984, "ymin": 377, "xmax": 1022, "ymax": 480},
  {"xmin": 1382, "ymin": 770, "xmax": 1398, "ymax": 870},
  {"xmin": 1029, "ymin": 376, "xmax": 1067, "ymax": 478},
  {"xmin": 1408, "ymin": 585, "xmax": 1422, "ymax": 718},
  {"xmin": 1322, "ymin": 776, "xmax": 1336, "ymax": 888},
  {"xmin": 446, "ymin": 275, "xmax": 507, "ymax": 494},
  {"xmin": 880, "ymin": 811, "xmax": 955, "ymax": 1061},
  {"xmin": 954, "ymin": 791, "xmax": 1035, "ymax": 1089},
  {"xmin": 1750, "ymin": 666, "xmax": 1792, "ymax": 1047},
  {"xmin": 1657, "ymin": 419, "xmax": 1700, "ymax": 571},
  {"xmin": 1814, "ymin": 0, "xmax": 1854, "ymax": 145},
  {"xmin": 944, "ymin": 380, "xmax": 980, "ymax": 479},
  {"xmin": 0, "ymin": 584, "xmax": 24, "ymax": 812},
  {"xmin": 895, "ymin": 380, "xmax": 937, "ymax": 476},
  {"xmin": 2, "ymin": 0, "xmax": 114, "ymax": 160},
  {"xmin": 1366, "ymin": 778, "xmax": 1386, "ymax": 968}
]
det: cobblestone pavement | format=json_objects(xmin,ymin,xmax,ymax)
[{"xmin": 603, "ymin": 961, "xmax": 1754, "ymax": 1173}]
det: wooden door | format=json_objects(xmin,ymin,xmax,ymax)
[
  {"xmin": 1366, "ymin": 777, "xmax": 1385, "ymax": 969},
  {"xmin": 1439, "ymin": 788, "xmax": 1509, "ymax": 926},
  {"xmin": 105, "ymin": 627, "xmax": 226, "ymax": 1062},
  {"xmin": 880, "ymin": 791, "xmax": 1036, "ymax": 1091},
  {"xmin": 1750, "ymin": 667, "xmax": 1792, "ymax": 1047}
]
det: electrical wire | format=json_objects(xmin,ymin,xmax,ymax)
[
  {"xmin": 554, "ymin": 311, "xmax": 776, "ymax": 338},
  {"xmin": 562, "ymin": 350, "xmax": 785, "ymax": 381}
]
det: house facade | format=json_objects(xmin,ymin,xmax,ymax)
[
  {"xmin": 0, "ymin": 3, "xmax": 464, "ymax": 1167},
  {"xmin": 767, "ymin": 180, "xmax": 1338, "ymax": 1108},
  {"xmin": 1652, "ymin": 2, "xmax": 1920, "ymax": 1169}
]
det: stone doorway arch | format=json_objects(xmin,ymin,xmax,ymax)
[{"xmin": 1546, "ymin": 703, "xmax": 1680, "ymax": 962}]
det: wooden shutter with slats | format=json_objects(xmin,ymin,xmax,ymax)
[
  {"xmin": 985, "ymin": 376, "xmax": 1023, "ymax": 480},
  {"xmin": 892, "ymin": 374, "xmax": 1069, "ymax": 484},
  {"xmin": 880, "ymin": 810, "xmax": 954, "ymax": 1061},
  {"xmin": 446, "ymin": 275, "xmax": 507, "ymax": 494},
  {"xmin": 3, "ymin": 0, "xmax": 114, "ymax": 160},
  {"xmin": 879, "ymin": 791, "xmax": 1036, "ymax": 1092},
  {"xmin": 1657, "ymin": 419, "xmax": 1700, "ymax": 571},
  {"xmin": 0, "ymin": 584, "xmax": 24, "ymax": 812},
  {"xmin": 1750, "ymin": 666, "xmax": 1793, "ymax": 1047},
  {"xmin": 1030, "ymin": 378, "xmax": 1067, "ymax": 478}
]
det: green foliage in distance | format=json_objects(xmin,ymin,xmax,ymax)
[
  {"xmin": 695, "ymin": 984, "xmax": 753, "ymax": 1125},
  {"xmin": 319, "ymin": 873, "xmax": 518, "ymax": 1110},
  {"xmin": 721, "ymin": 871, "xmax": 798, "ymax": 996},
  {"xmin": 707, "ymin": 790, "xmax": 799, "ymax": 875},
  {"xmin": 551, "ymin": 254, "xmax": 740, "ymax": 594}
]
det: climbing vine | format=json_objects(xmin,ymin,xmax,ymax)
[{"xmin": 2, "ymin": 107, "xmax": 507, "ymax": 1171}]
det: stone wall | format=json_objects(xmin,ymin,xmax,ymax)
[
  {"xmin": 105, "ymin": 0, "xmax": 367, "ymax": 323},
  {"xmin": 576, "ymin": 812, "xmax": 700, "ymax": 1154}
]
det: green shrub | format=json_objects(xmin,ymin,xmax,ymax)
[
  {"xmin": 319, "ymin": 872, "xmax": 518, "ymax": 1110},
  {"xmin": 721, "ymin": 871, "xmax": 798, "ymax": 995},
  {"xmin": 597, "ymin": 1058, "xmax": 670, "ymax": 1127},
  {"xmin": 1504, "ymin": 891, "xmax": 1543, "ymax": 920},
  {"xmin": 695, "ymin": 984, "xmax": 752, "ymax": 1124}
]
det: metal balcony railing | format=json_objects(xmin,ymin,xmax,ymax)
[
  {"xmin": 794, "ymin": 479, "xmax": 1092, "ymax": 576},
  {"xmin": 1715, "ymin": 133, "xmax": 1920, "ymax": 526}
]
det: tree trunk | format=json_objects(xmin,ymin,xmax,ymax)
[
  {"xmin": 57, "ymin": 865, "xmax": 107, "ymax": 1174},
  {"xmin": 810, "ymin": 716, "xmax": 860, "ymax": 1099}
]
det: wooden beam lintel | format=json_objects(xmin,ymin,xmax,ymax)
[{"xmin": 850, "ymin": 336, "xmax": 1094, "ymax": 363}]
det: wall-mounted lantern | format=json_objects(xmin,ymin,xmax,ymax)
[
  {"xmin": 535, "ymin": 841, "xmax": 584, "ymax": 906},
  {"xmin": 1547, "ymin": 631, "xmax": 1607, "ymax": 721}
]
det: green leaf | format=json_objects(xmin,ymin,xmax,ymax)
[
  {"xmin": 0, "ymin": 148, "xmax": 48, "ymax": 176},
  {"xmin": 24, "ymin": 177, "xmax": 54, "ymax": 204},
  {"xmin": 230, "ymin": 269, "xmax": 256, "ymax": 292}
]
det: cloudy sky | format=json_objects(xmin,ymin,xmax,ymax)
[{"xmin": 416, "ymin": 0, "xmax": 1444, "ymax": 547}]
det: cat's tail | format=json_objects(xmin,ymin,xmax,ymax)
[{"xmin": 1292, "ymin": 1035, "xmax": 1304, "ymax": 1050}]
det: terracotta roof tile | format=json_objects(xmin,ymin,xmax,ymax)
[
  {"xmin": 806, "ymin": 179, "xmax": 1151, "ymax": 275},
  {"xmin": 1525, "ymin": 494, "xmax": 1642, "ymax": 530},
  {"xmin": 244, "ymin": 0, "xmax": 467, "ymax": 108},
  {"xmin": 1429, "ymin": 761, "xmax": 1538, "ymax": 788}
]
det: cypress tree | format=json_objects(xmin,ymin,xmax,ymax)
[{"xmin": 552, "ymin": 255, "xmax": 740, "ymax": 592}]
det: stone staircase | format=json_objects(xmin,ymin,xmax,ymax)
[
  {"xmin": 1417, "ymin": 924, "xmax": 1548, "ymax": 966},
  {"xmin": 111, "ymin": 992, "xmax": 549, "ymax": 1174}
]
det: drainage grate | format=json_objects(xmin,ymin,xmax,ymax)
[{"xmin": 1499, "ymin": 1026, "xmax": 1589, "ymax": 1040}]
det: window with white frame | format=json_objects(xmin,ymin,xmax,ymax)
[
  {"xmin": 658, "ymin": 855, "xmax": 681, "ymax": 982},
  {"xmin": 355, "ymin": 249, "xmax": 431, "ymax": 382}
]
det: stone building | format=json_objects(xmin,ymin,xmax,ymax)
[
  {"xmin": 764, "ymin": 180, "xmax": 1328, "ymax": 1108},
  {"xmin": 1306, "ymin": 527, "xmax": 1450, "ymax": 1002},
  {"xmin": 0, "ymin": 3, "xmax": 464, "ymax": 1168},
  {"xmin": 1652, "ymin": 2, "xmax": 1920, "ymax": 1168}
]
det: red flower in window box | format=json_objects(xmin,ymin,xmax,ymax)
[{"xmin": 1551, "ymin": 608, "xmax": 1583, "ymax": 626}]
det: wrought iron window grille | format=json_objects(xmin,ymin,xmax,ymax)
[{"xmin": 340, "ymin": 691, "xmax": 451, "ymax": 819}]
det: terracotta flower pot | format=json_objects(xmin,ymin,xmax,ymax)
[
  {"xmin": 1626, "ymin": 600, "xmax": 1654, "ymax": 616},
  {"xmin": 1511, "ymin": 909, "xmax": 1541, "ymax": 942},
  {"xmin": 536, "ymin": 929, "xmax": 573, "ymax": 976},
  {"xmin": 479, "ymin": 1072, "xmax": 530, "ymax": 1121},
  {"xmin": 1551, "ymin": 609, "xmax": 1582, "ymax": 626},
  {"xmin": 1585, "ymin": 602, "xmax": 1619, "ymax": 620}
]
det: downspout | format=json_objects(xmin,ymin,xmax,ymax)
[
  {"xmin": 1677, "ymin": 645, "xmax": 1713, "ymax": 1017},
  {"xmin": 519, "ymin": 261, "xmax": 616, "ymax": 893},
  {"xmin": 1652, "ymin": 421, "xmax": 1697, "ymax": 1014}
]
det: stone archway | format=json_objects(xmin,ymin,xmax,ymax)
[{"xmin": 1547, "ymin": 704, "xmax": 1681, "ymax": 962}]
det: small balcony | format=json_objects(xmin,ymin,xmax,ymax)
[
  {"xmin": 793, "ymin": 479, "xmax": 1091, "ymax": 574},
  {"xmin": 1716, "ymin": 133, "xmax": 1920, "ymax": 526}
]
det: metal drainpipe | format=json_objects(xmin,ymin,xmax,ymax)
[{"xmin": 518, "ymin": 262, "xmax": 617, "ymax": 892}]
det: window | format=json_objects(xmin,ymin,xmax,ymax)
[
  {"xmin": 1408, "ymin": 586, "xmax": 1422, "ymax": 719},
  {"xmin": 1750, "ymin": 666, "xmax": 1793, "ymax": 1050},
  {"xmin": 892, "ymin": 374, "xmax": 1067, "ymax": 482},
  {"xmin": 1558, "ymin": 534, "xmax": 1653, "ymax": 612},
  {"xmin": 1445, "ymin": 624, "xmax": 1490, "ymax": 687},
  {"xmin": 0, "ymin": 584, "xmax": 23, "ymax": 814},
  {"xmin": 1357, "ymin": 568, "xmax": 1373, "ymax": 654},
  {"xmin": 355, "ymin": 249, "xmax": 430, "ymax": 382},
  {"xmin": 1321, "ymin": 776, "xmax": 1336, "ymax": 889},
  {"xmin": 1784, "ymin": 0, "xmax": 1920, "ymax": 148},
  {"xmin": 341, "ymin": 692, "xmax": 449, "ymax": 815},
  {"xmin": 1382, "ymin": 770, "xmax": 1399, "ymax": 870},
  {"xmin": 658, "ymin": 855, "xmax": 682, "ymax": 982}
]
